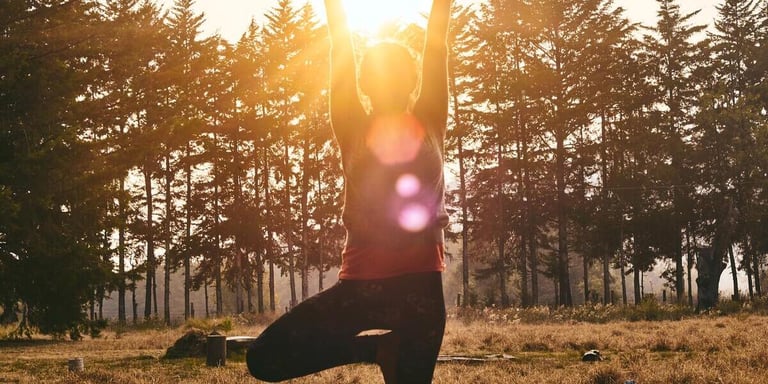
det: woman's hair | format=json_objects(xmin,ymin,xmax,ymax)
[{"xmin": 358, "ymin": 42, "xmax": 419, "ymax": 108}]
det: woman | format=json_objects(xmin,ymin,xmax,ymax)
[{"xmin": 247, "ymin": 0, "xmax": 451, "ymax": 382}]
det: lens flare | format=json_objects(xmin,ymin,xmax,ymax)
[
  {"xmin": 366, "ymin": 114, "xmax": 424, "ymax": 165},
  {"xmin": 398, "ymin": 203, "xmax": 429, "ymax": 232},
  {"xmin": 396, "ymin": 174, "xmax": 421, "ymax": 198}
]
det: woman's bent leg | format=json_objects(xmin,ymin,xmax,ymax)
[
  {"xmin": 247, "ymin": 272, "xmax": 446, "ymax": 383},
  {"xmin": 246, "ymin": 281, "xmax": 377, "ymax": 382}
]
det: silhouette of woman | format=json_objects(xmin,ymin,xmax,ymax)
[{"xmin": 247, "ymin": 1, "xmax": 452, "ymax": 382}]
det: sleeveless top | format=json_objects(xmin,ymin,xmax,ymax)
[{"xmin": 337, "ymin": 113, "xmax": 448, "ymax": 280}]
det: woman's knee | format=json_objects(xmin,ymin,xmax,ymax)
[{"xmin": 246, "ymin": 340, "xmax": 288, "ymax": 382}]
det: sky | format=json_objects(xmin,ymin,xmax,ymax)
[{"xmin": 160, "ymin": 0, "xmax": 722, "ymax": 43}]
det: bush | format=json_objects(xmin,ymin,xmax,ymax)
[
  {"xmin": 715, "ymin": 299, "xmax": 743, "ymax": 315},
  {"xmin": 183, "ymin": 316, "xmax": 233, "ymax": 333}
]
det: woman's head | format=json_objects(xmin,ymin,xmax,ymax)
[{"xmin": 359, "ymin": 42, "xmax": 419, "ymax": 115}]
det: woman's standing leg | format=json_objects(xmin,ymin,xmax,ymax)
[{"xmin": 387, "ymin": 272, "xmax": 447, "ymax": 384}]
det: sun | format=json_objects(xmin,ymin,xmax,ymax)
[{"xmin": 336, "ymin": 0, "xmax": 432, "ymax": 35}]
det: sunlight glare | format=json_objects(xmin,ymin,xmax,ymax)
[{"xmin": 340, "ymin": 0, "xmax": 431, "ymax": 34}]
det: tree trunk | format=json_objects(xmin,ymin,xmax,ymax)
[
  {"xmin": 529, "ymin": 230, "xmax": 538, "ymax": 306},
  {"xmin": 620, "ymin": 258, "xmax": 627, "ymax": 306},
  {"xmin": 153, "ymin": 267, "xmax": 158, "ymax": 317},
  {"xmin": 184, "ymin": 142, "xmax": 192, "ymax": 320},
  {"xmin": 745, "ymin": 251, "xmax": 754, "ymax": 300},
  {"xmin": 553, "ymin": 278, "xmax": 559, "ymax": 306},
  {"xmin": 269, "ymin": 259, "xmax": 276, "ymax": 312},
  {"xmin": 300, "ymin": 140, "xmax": 310, "ymax": 302},
  {"xmin": 164, "ymin": 154, "xmax": 172, "ymax": 326},
  {"xmin": 260, "ymin": 144, "xmax": 271, "ymax": 313},
  {"xmin": 633, "ymin": 266, "xmax": 641, "ymax": 305},
  {"xmin": 256, "ymin": 253, "xmax": 265, "ymax": 314},
  {"xmin": 214, "ymin": 183, "xmax": 223, "ymax": 317},
  {"xmin": 495, "ymin": 138, "xmax": 509, "ymax": 307},
  {"xmin": 254, "ymin": 146, "xmax": 265, "ymax": 314},
  {"xmin": 583, "ymin": 254, "xmax": 590, "ymax": 304},
  {"xmin": 246, "ymin": 275, "xmax": 253, "ymax": 312},
  {"xmin": 556, "ymin": 135, "xmax": 572, "ymax": 306},
  {"xmin": 284, "ymin": 144, "xmax": 297, "ymax": 308},
  {"xmin": 318, "ymin": 240, "xmax": 324, "ymax": 292},
  {"xmin": 215, "ymin": 263, "xmax": 223, "ymax": 316},
  {"xmin": 131, "ymin": 282, "xmax": 137, "ymax": 325},
  {"xmin": 234, "ymin": 252, "xmax": 242, "ymax": 313},
  {"xmin": 602, "ymin": 251, "xmax": 610, "ymax": 305},
  {"xmin": 600, "ymin": 114, "xmax": 611, "ymax": 305},
  {"xmin": 696, "ymin": 247, "xmax": 728, "ymax": 310},
  {"xmin": 686, "ymin": 230, "xmax": 694, "ymax": 307},
  {"xmin": 234, "ymin": 136, "xmax": 245, "ymax": 314},
  {"xmin": 517, "ymin": 116, "xmax": 528, "ymax": 308},
  {"xmin": 498, "ymin": 239, "xmax": 508, "ymax": 307},
  {"xmin": 316, "ymin": 162, "xmax": 325, "ymax": 294},
  {"xmin": 728, "ymin": 245, "xmax": 739, "ymax": 301},
  {"xmin": 204, "ymin": 282, "xmax": 209, "ymax": 318},
  {"xmin": 753, "ymin": 252, "xmax": 762, "ymax": 296},
  {"xmin": 143, "ymin": 163, "xmax": 155, "ymax": 320},
  {"xmin": 450, "ymin": 54, "xmax": 471, "ymax": 307},
  {"xmin": 459, "ymin": 136, "xmax": 470, "ymax": 306},
  {"xmin": 118, "ymin": 177, "xmax": 126, "ymax": 323}
]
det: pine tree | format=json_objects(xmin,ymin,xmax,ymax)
[
  {"xmin": 642, "ymin": 0, "xmax": 708, "ymax": 304},
  {"xmin": 161, "ymin": 0, "xmax": 209, "ymax": 322},
  {"xmin": 446, "ymin": 2, "xmax": 481, "ymax": 306},
  {"xmin": 263, "ymin": 0, "xmax": 303, "ymax": 308},
  {"xmin": 693, "ymin": 0, "xmax": 763, "ymax": 308}
]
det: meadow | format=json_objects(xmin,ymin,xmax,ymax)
[{"xmin": 1, "ymin": 304, "xmax": 768, "ymax": 384}]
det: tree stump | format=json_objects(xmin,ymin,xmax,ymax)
[
  {"xmin": 68, "ymin": 357, "xmax": 84, "ymax": 372},
  {"xmin": 206, "ymin": 332, "xmax": 227, "ymax": 367}
]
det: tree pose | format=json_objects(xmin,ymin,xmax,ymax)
[{"xmin": 247, "ymin": 1, "xmax": 452, "ymax": 382}]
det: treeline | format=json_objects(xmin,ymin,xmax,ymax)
[{"xmin": 1, "ymin": 0, "xmax": 767, "ymax": 337}]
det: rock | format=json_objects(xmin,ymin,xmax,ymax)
[
  {"xmin": 165, "ymin": 329, "xmax": 207, "ymax": 359},
  {"xmin": 582, "ymin": 349, "xmax": 603, "ymax": 362},
  {"xmin": 226, "ymin": 336, "xmax": 258, "ymax": 354}
]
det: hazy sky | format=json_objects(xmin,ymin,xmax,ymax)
[{"xmin": 162, "ymin": 0, "xmax": 722, "ymax": 43}]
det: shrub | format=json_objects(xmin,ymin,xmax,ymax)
[{"xmin": 715, "ymin": 299, "xmax": 743, "ymax": 315}]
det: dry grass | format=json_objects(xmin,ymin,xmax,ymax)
[{"xmin": 1, "ymin": 314, "xmax": 768, "ymax": 383}]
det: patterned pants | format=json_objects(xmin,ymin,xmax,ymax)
[{"xmin": 246, "ymin": 271, "xmax": 446, "ymax": 383}]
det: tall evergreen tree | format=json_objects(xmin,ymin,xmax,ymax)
[
  {"xmin": 162, "ymin": 0, "xmax": 208, "ymax": 322},
  {"xmin": 445, "ymin": 2, "xmax": 481, "ymax": 306},
  {"xmin": 694, "ymin": 0, "xmax": 763, "ymax": 307},
  {"xmin": 263, "ymin": 0, "xmax": 303, "ymax": 308},
  {"xmin": 642, "ymin": 0, "xmax": 708, "ymax": 303}
]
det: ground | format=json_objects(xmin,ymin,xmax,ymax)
[{"xmin": 1, "ymin": 312, "xmax": 767, "ymax": 383}]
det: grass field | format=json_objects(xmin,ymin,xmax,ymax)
[{"xmin": 1, "ymin": 309, "xmax": 767, "ymax": 384}]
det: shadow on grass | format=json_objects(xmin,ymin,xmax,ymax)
[{"xmin": 0, "ymin": 339, "xmax": 64, "ymax": 349}]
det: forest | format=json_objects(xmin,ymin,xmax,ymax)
[{"xmin": 1, "ymin": 0, "xmax": 767, "ymax": 338}]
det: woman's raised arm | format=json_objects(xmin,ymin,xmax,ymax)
[
  {"xmin": 324, "ymin": 0, "xmax": 365, "ymax": 148},
  {"xmin": 415, "ymin": 0, "xmax": 452, "ymax": 136}
]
